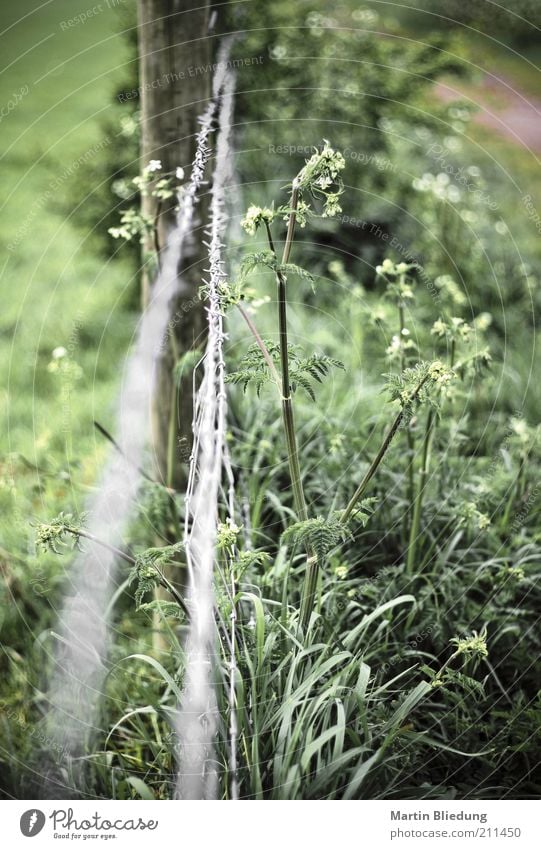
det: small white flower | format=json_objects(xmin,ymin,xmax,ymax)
[
  {"xmin": 386, "ymin": 335, "xmax": 401, "ymax": 356},
  {"xmin": 316, "ymin": 175, "xmax": 332, "ymax": 189},
  {"xmin": 241, "ymin": 205, "xmax": 274, "ymax": 235},
  {"xmin": 377, "ymin": 258, "xmax": 395, "ymax": 276},
  {"xmin": 225, "ymin": 516, "xmax": 242, "ymax": 534},
  {"xmin": 52, "ymin": 347, "xmax": 67, "ymax": 360},
  {"xmin": 120, "ymin": 115, "xmax": 137, "ymax": 137},
  {"xmin": 431, "ymin": 319, "xmax": 447, "ymax": 338},
  {"xmin": 478, "ymin": 514, "xmax": 491, "ymax": 530},
  {"xmin": 145, "ymin": 159, "xmax": 162, "ymax": 173},
  {"xmin": 176, "ymin": 166, "xmax": 185, "ymax": 180},
  {"xmin": 111, "ymin": 178, "xmax": 131, "ymax": 199},
  {"xmin": 474, "ymin": 312, "xmax": 492, "ymax": 331}
]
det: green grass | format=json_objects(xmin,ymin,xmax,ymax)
[
  {"xmin": 0, "ymin": 2, "xmax": 136, "ymax": 507},
  {"xmin": 0, "ymin": 0, "xmax": 137, "ymax": 792}
]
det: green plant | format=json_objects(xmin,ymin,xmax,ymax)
[
  {"xmin": 229, "ymin": 145, "xmax": 476, "ymax": 631},
  {"xmin": 33, "ymin": 129, "xmax": 541, "ymax": 800},
  {"xmin": 108, "ymin": 160, "xmax": 187, "ymax": 272}
]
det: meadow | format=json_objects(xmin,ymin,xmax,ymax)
[{"xmin": 0, "ymin": 0, "xmax": 540, "ymax": 800}]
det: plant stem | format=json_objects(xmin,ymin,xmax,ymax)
[
  {"xmin": 163, "ymin": 333, "xmax": 184, "ymax": 544},
  {"xmin": 272, "ymin": 186, "xmax": 320, "ymax": 629},
  {"xmin": 74, "ymin": 527, "xmax": 136, "ymax": 565},
  {"xmin": 342, "ymin": 374, "xmax": 430, "ymax": 524},
  {"xmin": 166, "ymin": 329, "xmax": 180, "ymax": 489},
  {"xmin": 64, "ymin": 526, "xmax": 189, "ymax": 616},
  {"xmin": 301, "ymin": 554, "xmax": 320, "ymax": 630},
  {"xmin": 264, "ymin": 186, "xmax": 308, "ymax": 524},
  {"xmin": 406, "ymin": 333, "xmax": 456, "ymax": 574},
  {"xmin": 93, "ymin": 421, "xmax": 157, "ymax": 486},
  {"xmin": 153, "ymin": 197, "xmax": 163, "ymax": 271},
  {"xmin": 433, "ymin": 649, "xmax": 460, "ymax": 683},
  {"xmin": 228, "ymin": 560, "xmax": 239, "ymax": 800},
  {"xmin": 236, "ymin": 302, "xmax": 281, "ymax": 387},
  {"xmin": 406, "ymin": 339, "xmax": 456, "ymax": 564},
  {"xmin": 406, "ymin": 407, "xmax": 435, "ymax": 575},
  {"xmin": 153, "ymin": 564, "xmax": 190, "ymax": 617},
  {"xmin": 264, "ymin": 186, "xmax": 316, "ymax": 628},
  {"xmin": 281, "ymin": 182, "xmax": 299, "ymax": 265},
  {"xmin": 399, "ymin": 302, "xmax": 415, "ymax": 530},
  {"xmin": 166, "ymin": 383, "xmax": 179, "ymax": 491}
]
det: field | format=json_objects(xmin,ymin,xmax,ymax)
[{"xmin": 0, "ymin": 0, "xmax": 136, "ymax": 794}]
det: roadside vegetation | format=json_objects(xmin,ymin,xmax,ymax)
[{"xmin": 1, "ymin": 1, "xmax": 540, "ymax": 800}]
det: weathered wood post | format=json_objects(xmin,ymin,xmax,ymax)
[{"xmin": 138, "ymin": 0, "xmax": 211, "ymax": 489}]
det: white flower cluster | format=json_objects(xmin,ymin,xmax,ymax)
[
  {"xmin": 431, "ymin": 316, "xmax": 472, "ymax": 341},
  {"xmin": 386, "ymin": 328, "xmax": 415, "ymax": 360},
  {"xmin": 109, "ymin": 162, "xmax": 186, "ymax": 240},
  {"xmin": 47, "ymin": 347, "xmax": 83, "ymax": 381},
  {"xmin": 428, "ymin": 359, "xmax": 454, "ymax": 387},
  {"xmin": 376, "ymin": 258, "xmax": 413, "ymax": 277},
  {"xmin": 240, "ymin": 205, "xmax": 275, "ymax": 236},
  {"xmin": 297, "ymin": 140, "xmax": 346, "ymax": 218},
  {"xmin": 216, "ymin": 516, "xmax": 242, "ymax": 549}
]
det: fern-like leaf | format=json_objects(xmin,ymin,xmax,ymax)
[
  {"xmin": 335, "ymin": 497, "xmax": 378, "ymax": 527},
  {"xmin": 138, "ymin": 600, "xmax": 185, "ymax": 621},
  {"xmin": 291, "ymin": 353, "xmax": 345, "ymax": 396},
  {"xmin": 240, "ymin": 250, "xmax": 277, "ymax": 278},
  {"xmin": 128, "ymin": 545, "xmax": 182, "ymax": 609},
  {"xmin": 282, "ymin": 517, "xmax": 351, "ymax": 565},
  {"xmin": 34, "ymin": 512, "xmax": 86, "ymax": 554},
  {"xmin": 439, "ymin": 669, "xmax": 486, "ymax": 699},
  {"xmin": 226, "ymin": 343, "xmax": 344, "ymax": 399},
  {"xmin": 279, "ymin": 263, "xmax": 316, "ymax": 289}
]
